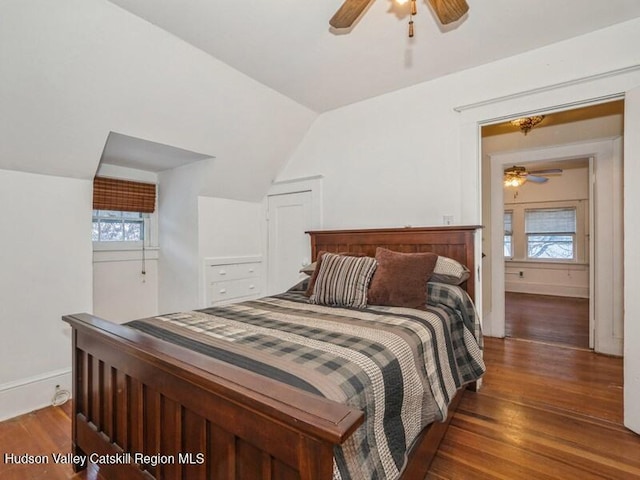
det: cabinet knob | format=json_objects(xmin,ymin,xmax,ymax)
[
  {"xmin": 218, "ymin": 270, "xmax": 226, "ymax": 275},
  {"xmin": 219, "ymin": 288, "xmax": 227, "ymax": 294},
  {"xmin": 249, "ymin": 284, "xmax": 255, "ymax": 290}
]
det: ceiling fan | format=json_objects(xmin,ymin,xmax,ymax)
[
  {"xmin": 503, "ymin": 165, "xmax": 563, "ymax": 187},
  {"xmin": 330, "ymin": 0, "xmax": 469, "ymax": 30}
]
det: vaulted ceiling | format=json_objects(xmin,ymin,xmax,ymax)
[
  {"xmin": 2, "ymin": 1, "xmax": 640, "ymax": 182},
  {"xmin": 108, "ymin": 0, "xmax": 640, "ymax": 112}
]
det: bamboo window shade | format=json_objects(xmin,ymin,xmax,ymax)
[{"xmin": 93, "ymin": 177, "xmax": 156, "ymax": 213}]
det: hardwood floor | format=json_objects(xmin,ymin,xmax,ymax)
[
  {"xmin": 428, "ymin": 337, "xmax": 639, "ymax": 479},
  {"xmin": 1, "ymin": 338, "xmax": 638, "ymax": 479},
  {"xmin": 0, "ymin": 402, "xmax": 102, "ymax": 480},
  {"xmin": 505, "ymin": 292, "xmax": 590, "ymax": 348}
]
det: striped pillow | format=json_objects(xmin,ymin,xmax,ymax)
[{"xmin": 309, "ymin": 253, "xmax": 377, "ymax": 309}]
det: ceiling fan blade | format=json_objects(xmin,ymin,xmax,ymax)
[
  {"xmin": 529, "ymin": 168, "xmax": 563, "ymax": 175},
  {"xmin": 330, "ymin": 0, "xmax": 373, "ymax": 28},
  {"xmin": 428, "ymin": 0, "xmax": 469, "ymax": 25},
  {"xmin": 526, "ymin": 175, "xmax": 548, "ymax": 183}
]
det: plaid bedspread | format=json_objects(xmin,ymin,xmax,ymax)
[{"xmin": 126, "ymin": 288, "xmax": 485, "ymax": 480}]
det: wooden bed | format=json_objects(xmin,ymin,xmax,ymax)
[{"xmin": 63, "ymin": 225, "xmax": 481, "ymax": 480}]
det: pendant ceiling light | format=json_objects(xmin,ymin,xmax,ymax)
[{"xmin": 510, "ymin": 116, "xmax": 545, "ymax": 135}]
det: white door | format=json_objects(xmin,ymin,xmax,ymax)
[
  {"xmin": 267, "ymin": 191, "xmax": 313, "ymax": 295},
  {"xmin": 624, "ymin": 86, "xmax": 640, "ymax": 435}
]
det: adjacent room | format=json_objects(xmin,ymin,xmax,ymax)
[
  {"xmin": 1, "ymin": 1, "xmax": 640, "ymax": 479},
  {"xmin": 482, "ymin": 101, "xmax": 624, "ymax": 352}
]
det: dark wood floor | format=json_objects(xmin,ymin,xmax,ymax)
[
  {"xmin": 505, "ymin": 292, "xmax": 590, "ymax": 348},
  {"xmin": 0, "ymin": 402, "xmax": 101, "ymax": 480},
  {"xmin": 1, "ymin": 338, "xmax": 638, "ymax": 479},
  {"xmin": 428, "ymin": 337, "xmax": 639, "ymax": 479}
]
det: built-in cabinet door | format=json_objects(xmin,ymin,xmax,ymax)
[
  {"xmin": 624, "ymin": 84, "xmax": 640, "ymax": 435},
  {"xmin": 267, "ymin": 191, "xmax": 313, "ymax": 295}
]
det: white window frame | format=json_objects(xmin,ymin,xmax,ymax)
[
  {"xmin": 504, "ymin": 200, "xmax": 586, "ymax": 265},
  {"xmin": 92, "ymin": 210, "xmax": 158, "ymax": 251},
  {"xmin": 525, "ymin": 207, "xmax": 577, "ymax": 261},
  {"xmin": 504, "ymin": 210, "xmax": 513, "ymax": 259}
]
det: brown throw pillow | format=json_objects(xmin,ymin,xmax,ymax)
[
  {"xmin": 367, "ymin": 248, "xmax": 438, "ymax": 308},
  {"xmin": 304, "ymin": 251, "xmax": 367, "ymax": 297}
]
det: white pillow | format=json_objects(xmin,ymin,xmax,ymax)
[{"xmin": 430, "ymin": 256, "xmax": 470, "ymax": 285}]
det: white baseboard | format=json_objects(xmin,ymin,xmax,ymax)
[
  {"xmin": 0, "ymin": 368, "xmax": 72, "ymax": 421},
  {"xmin": 505, "ymin": 281, "xmax": 589, "ymax": 298}
]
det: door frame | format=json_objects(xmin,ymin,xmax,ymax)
[
  {"xmin": 456, "ymin": 66, "xmax": 640, "ymax": 433},
  {"xmin": 264, "ymin": 176, "xmax": 323, "ymax": 293},
  {"xmin": 623, "ymin": 84, "xmax": 640, "ymax": 434},
  {"xmin": 488, "ymin": 139, "xmax": 621, "ymax": 354}
]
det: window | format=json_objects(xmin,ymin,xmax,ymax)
[
  {"xmin": 92, "ymin": 176, "xmax": 157, "ymax": 246},
  {"xmin": 504, "ymin": 211, "xmax": 513, "ymax": 258},
  {"xmin": 92, "ymin": 210, "xmax": 147, "ymax": 242},
  {"xmin": 525, "ymin": 208, "xmax": 576, "ymax": 260}
]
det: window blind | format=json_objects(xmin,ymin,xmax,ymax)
[
  {"xmin": 93, "ymin": 177, "xmax": 156, "ymax": 213},
  {"xmin": 525, "ymin": 208, "xmax": 575, "ymax": 234}
]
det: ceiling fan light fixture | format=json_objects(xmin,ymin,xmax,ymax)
[
  {"xmin": 504, "ymin": 174, "xmax": 524, "ymax": 188},
  {"xmin": 331, "ymin": 0, "xmax": 469, "ymax": 35},
  {"xmin": 428, "ymin": 0, "xmax": 469, "ymax": 24},
  {"xmin": 510, "ymin": 115, "xmax": 545, "ymax": 135},
  {"xmin": 407, "ymin": 0, "xmax": 417, "ymax": 38}
]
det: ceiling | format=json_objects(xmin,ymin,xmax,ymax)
[
  {"xmin": 101, "ymin": 133, "xmax": 212, "ymax": 172},
  {"xmin": 107, "ymin": 0, "xmax": 640, "ymax": 112}
]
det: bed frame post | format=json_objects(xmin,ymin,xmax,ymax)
[
  {"xmin": 70, "ymin": 328, "xmax": 87, "ymax": 474},
  {"xmin": 298, "ymin": 436, "xmax": 335, "ymax": 480}
]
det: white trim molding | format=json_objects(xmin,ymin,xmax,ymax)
[
  {"xmin": 0, "ymin": 368, "xmax": 72, "ymax": 421},
  {"xmin": 454, "ymin": 65, "xmax": 639, "ymax": 112}
]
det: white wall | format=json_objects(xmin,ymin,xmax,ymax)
[
  {"xmin": 198, "ymin": 197, "xmax": 263, "ymax": 259},
  {"xmin": 276, "ymin": 91, "xmax": 465, "ymax": 229},
  {"xmin": 93, "ymin": 250, "xmax": 159, "ymax": 322},
  {"xmin": 198, "ymin": 197, "xmax": 264, "ymax": 307},
  {"xmin": 157, "ymin": 159, "xmax": 269, "ymax": 313},
  {"xmin": 0, "ymin": 170, "xmax": 92, "ymax": 421}
]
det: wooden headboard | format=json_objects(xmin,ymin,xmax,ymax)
[{"xmin": 307, "ymin": 226, "xmax": 481, "ymax": 300}]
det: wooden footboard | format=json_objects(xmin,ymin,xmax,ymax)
[{"xmin": 64, "ymin": 313, "xmax": 364, "ymax": 480}]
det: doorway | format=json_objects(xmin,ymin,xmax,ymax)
[
  {"xmin": 266, "ymin": 190, "xmax": 314, "ymax": 294},
  {"xmin": 264, "ymin": 176, "xmax": 323, "ymax": 295},
  {"xmin": 481, "ymin": 100, "xmax": 624, "ymax": 355},
  {"xmin": 501, "ymin": 156, "xmax": 591, "ymax": 349}
]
